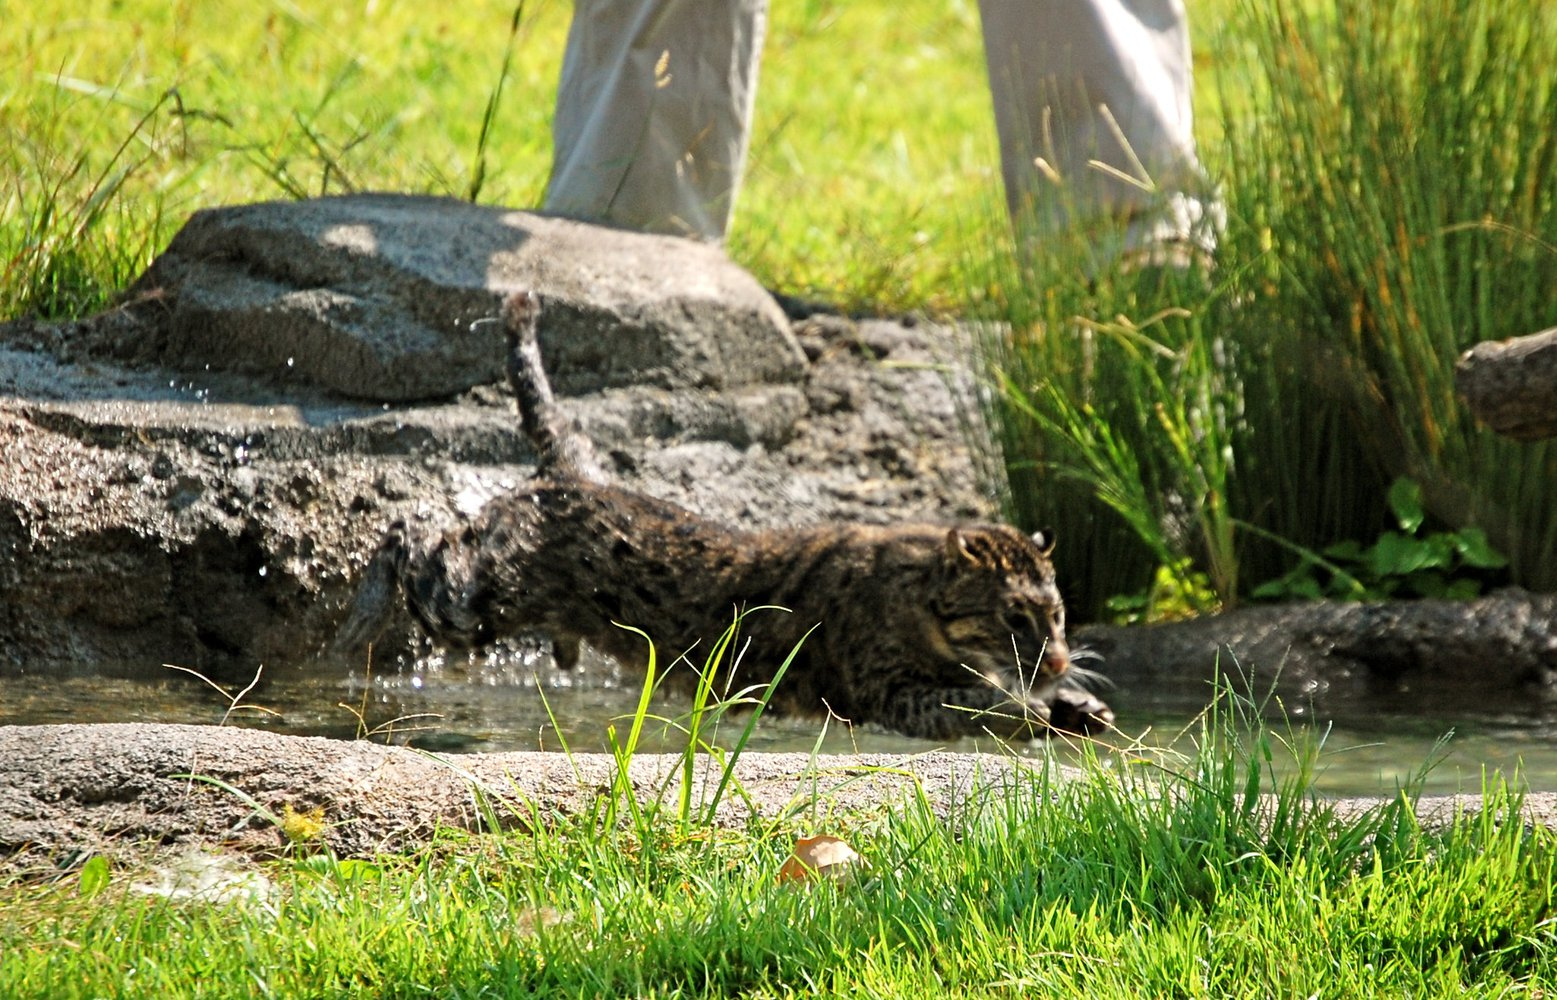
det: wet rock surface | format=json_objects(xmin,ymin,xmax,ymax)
[
  {"xmin": 1077, "ymin": 589, "xmax": 1557, "ymax": 717},
  {"xmin": 0, "ymin": 204, "xmax": 990, "ymax": 676}
]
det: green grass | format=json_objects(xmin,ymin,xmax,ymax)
[
  {"xmin": 0, "ymin": 0, "xmax": 1032, "ymax": 316},
  {"xmin": 0, "ymin": 1, "xmax": 569, "ymax": 318},
  {"xmin": 4, "ymin": 692, "xmax": 1554, "ymax": 998},
  {"xmin": 975, "ymin": 0, "xmax": 1557, "ymax": 616},
  {"xmin": 6, "ymin": 8, "xmax": 1556, "ymax": 992}
]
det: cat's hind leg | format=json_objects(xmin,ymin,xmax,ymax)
[
  {"xmin": 332, "ymin": 519, "xmax": 414, "ymax": 654},
  {"xmin": 334, "ymin": 519, "xmax": 490, "ymax": 653}
]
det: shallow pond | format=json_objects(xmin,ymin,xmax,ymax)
[{"xmin": 4, "ymin": 649, "xmax": 1554, "ymax": 798}]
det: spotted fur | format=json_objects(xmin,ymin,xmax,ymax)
[{"xmin": 336, "ymin": 292, "xmax": 1113, "ymax": 739}]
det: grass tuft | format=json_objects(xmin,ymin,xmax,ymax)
[
  {"xmin": 4, "ymin": 680, "xmax": 1554, "ymax": 997},
  {"xmin": 972, "ymin": 0, "xmax": 1557, "ymax": 617}
]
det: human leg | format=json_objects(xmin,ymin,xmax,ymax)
[
  {"xmin": 543, "ymin": 0, "xmax": 767, "ymax": 240},
  {"xmin": 977, "ymin": 0, "xmax": 1218, "ymax": 257}
]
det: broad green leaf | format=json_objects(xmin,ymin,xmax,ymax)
[
  {"xmin": 1323, "ymin": 540, "xmax": 1365, "ymax": 562},
  {"xmin": 1387, "ymin": 478, "xmax": 1425, "ymax": 533},
  {"xmin": 1367, "ymin": 531, "xmax": 1437, "ymax": 577},
  {"xmin": 1422, "ymin": 533, "xmax": 1457, "ymax": 570},
  {"xmin": 333, "ymin": 859, "xmax": 384, "ymax": 882},
  {"xmin": 1454, "ymin": 527, "xmax": 1509, "ymax": 569},
  {"xmin": 1288, "ymin": 576, "xmax": 1325, "ymax": 600},
  {"xmin": 78, "ymin": 855, "xmax": 110, "ymax": 898}
]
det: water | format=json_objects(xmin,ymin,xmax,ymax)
[{"xmin": 5, "ymin": 651, "xmax": 1556, "ymax": 798}]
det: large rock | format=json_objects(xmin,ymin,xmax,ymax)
[
  {"xmin": 0, "ymin": 724, "xmax": 1045, "ymax": 866},
  {"xmin": 119, "ymin": 194, "xmax": 804, "ymax": 401},
  {"xmin": 0, "ymin": 307, "xmax": 991, "ymax": 674},
  {"xmin": 1076, "ymin": 590, "xmax": 1557, "ymax": 715}
]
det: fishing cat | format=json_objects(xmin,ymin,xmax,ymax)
[{"xmin": 335, "ymin": 291, "xmax": 1112, "ymax": 740}]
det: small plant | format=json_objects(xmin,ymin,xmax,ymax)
[
  {"xmin": 76, "ymin": 856, "xmax": 111, "ymax": 899},
  {"xmin": 1251, "ymin": 478, "xmax": 1508, "ymax": 601},
  {"xmin": 336, "ymin": 648, "xmax": 444, "ymax": 743},
  {"xmin": 1, "ymin": 86, "xmax": 187, "ymax": 318},
  {"xmin": 1104, "ymin": 558, "xmax": 1221, "ymax": 624},
  {"xmin": 279, "ymin": 804, "xmax": 329, "ymax": 846},
  {"xmin": 541, "ymin": 608, "xmax": 808, "ymax": 839},
  {"xmin": 163, "ymin": 662, "xmax": 278, "ymax": 727}
]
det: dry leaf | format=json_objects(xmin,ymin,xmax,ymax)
[{"xmin": 777, "ymin": 835, "xmax": 862, "ymax": 885}]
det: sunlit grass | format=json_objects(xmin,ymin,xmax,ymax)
[
  {"xmin": 0, "ymin": 0, "xmax": 1249, "ymax": 318},
  {"xmin": 3, "ymin": 688, "xmax": 1553, "ymax": 998},
  {"xmin": 1, "ymin": 1, "xmax": 563, "ymax": 319},
  {"xmin": 974, "ymin": 0, "xmax": 1557, "ymax": 616},
  {"xmin": 4, "ymin": 7, "xmax": 1554, "ymax": 991}
]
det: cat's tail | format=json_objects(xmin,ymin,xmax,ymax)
[{"xmin": 501, "ymin": 290, "xmax": 605, "ymax": 480}]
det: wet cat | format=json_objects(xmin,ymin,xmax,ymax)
[{"xmin": 335, "ymin": 291, "xmax": 1112, "ymax": 739}]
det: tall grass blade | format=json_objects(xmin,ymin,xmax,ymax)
[{"xmin": 468, "ymin": 1, "xmax": 527, "ymax": 202}]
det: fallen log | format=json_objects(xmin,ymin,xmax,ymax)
[
  {"xmin": 0, "ymin": 723, "xmax": 1042, "ymax": 872},
  {"xmin": 5, "ymin": 724, "xmax": 1557, "ymax": 879},
  {"xmin": 1076, "ymin": 589, "xmax": 1557, "ymax": 711},
  {"xmin": 1455, "ymin": 326, "xmax": 1557, "ymax": 441}
]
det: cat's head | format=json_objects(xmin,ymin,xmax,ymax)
[{"xmin": 926, "ymin": 524, "xmax": 1080, "ymax": 729}]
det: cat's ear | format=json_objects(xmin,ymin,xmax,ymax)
[
  {"xmin": 944, "ymin": 528, "xmax": 976, "ymax": 564},
  {"xmin": 1031, "ymin": 528, "xmax": 1056, "ymax": 557}
]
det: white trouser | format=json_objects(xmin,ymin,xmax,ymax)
[
  {"xmin": 543, "ymin": 0, "xmax": 767, "ymax": 239},
  {"xmin": 542, "ymin": 0, "xmax": 1211, "ymax": 251},
  {"xmin": 979, "ymin": 0, "xmax": 1215, "ymax": 254}
]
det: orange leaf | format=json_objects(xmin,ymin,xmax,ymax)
[{"xmin": 777, "ymin": 835, "xmax": 862, "ymax": 885}]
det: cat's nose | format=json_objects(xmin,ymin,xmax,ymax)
[{"xmin": 1043, "ymin": 636, "xmax": 1070, "ymax": 676}]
